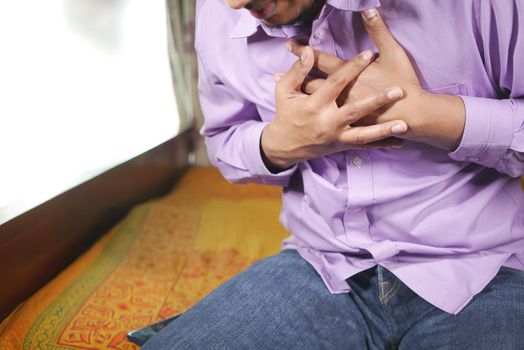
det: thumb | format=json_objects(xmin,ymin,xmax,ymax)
[
  {"xmin": 362, "ymin": 8, "xmax": 401, "ymax": 53},
  {"xmin": 276, "ymin": 46, "xmax": 314, "ymax": 95}
]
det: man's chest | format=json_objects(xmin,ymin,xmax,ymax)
[{"xmin": 213, "ymin": 4, "xmax": 494, "ymax": 121}]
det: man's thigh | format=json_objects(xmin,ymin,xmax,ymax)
[
  {"xmin": 142, "ymin": 250, "xmax": 372, "ymax": 350},
  {"xmin": 399, "ymin": 266, "xmax": 524, "ymax": 350}
]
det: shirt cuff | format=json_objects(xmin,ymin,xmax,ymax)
[
  {"xmin": 242, "ymin": 121, "xmax": 297, "ymax": 186},
  {"xmin": 449, "ymin": 96, "xmax": 514, "ymax": 167}
]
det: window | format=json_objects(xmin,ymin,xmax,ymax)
[{"xmin": 0, "ymin": 0, "xmax": 185, "ymax": 224}]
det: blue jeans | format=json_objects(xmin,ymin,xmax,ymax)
[{"xmin": 142, "ymin": 250, "xmax": 524, "ymax": 349}]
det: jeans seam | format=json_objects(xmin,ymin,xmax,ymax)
[
  {"xmin": 380, "ymin": 278, "xmax": 401, "ymax": 304},
  {"xmin": 379, "ymin": 281, "xmax": 388, "ymax": 300},
  {"xmin": 377, "ymin": 275, "xmax": 398, "ymax": 350}
]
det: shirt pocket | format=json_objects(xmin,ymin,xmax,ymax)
[{"xmin": 423, "ymin": 82, "xmax": 467, "ymax": 95}]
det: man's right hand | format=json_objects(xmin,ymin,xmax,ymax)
[{"xmin": 260, "ymin": 46, "xmax": 409, "ymax": 170}]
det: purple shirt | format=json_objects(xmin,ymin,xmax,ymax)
[{"xmin": 195, "ymin": 0, "xmax": 524, "ymax": 314}]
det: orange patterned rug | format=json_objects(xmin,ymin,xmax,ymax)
[{"xmin": 0, "ymin": 168, "xmax": 289, "ymax": 350}]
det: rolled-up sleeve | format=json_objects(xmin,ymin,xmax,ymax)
[{"xmin": 449, "ymin": 1, "xmax": 524, "ymax": 177}]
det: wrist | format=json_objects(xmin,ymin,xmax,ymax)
[
  {"xmin": 260, "ymin": 124, "xmax": 295, "ymax": 172},
  {"xmin": 414, "ymin": 92, "xmax": 466, "ymax": 151}
]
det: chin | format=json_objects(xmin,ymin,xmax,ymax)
[
  {"xmin": 263, "ymin": 13, "xmax": 299, "ymax": 26},
  {"xmin": 262, "ymin": 17, "xmax": 283, "ymax": 26}
]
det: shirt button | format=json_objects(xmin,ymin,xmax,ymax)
[
  {"xmin": 313, "ymin": 29, "xmax": 325, "ymax": 41},
  {"xmin": 352, "ymin": 156, "xmax": 363, "ymax": 168}
]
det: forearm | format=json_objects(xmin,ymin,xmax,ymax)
[
  {"xmin": 403, "ymin": 93, "xmax": 524, "ymax": 177},
  {"xmin": 407, "ymin": 92, "xmax": 466, "ymax": 152},
  {"xmin": 205, "ymin": 122, "xmax": 298, "ymax": 185}
]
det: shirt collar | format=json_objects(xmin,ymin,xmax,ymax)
[
  {"xmin": 230, "ymin": 0, "xmax": 381, "ymax": 39},
  {"xmin": 327, "ymin": 0, "xmax": 380, "ymax": 11}
]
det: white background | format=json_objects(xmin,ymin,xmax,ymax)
[{"xmin": 0, "ymin": 0, "xmax": 181, "ymax": 224}]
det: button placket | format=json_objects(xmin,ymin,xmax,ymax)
[
  {"xmin": 352, "ymin": 156, "xmax": 363, "ymax": 168},
  {"xmin": 309, "ymin": 5, "xmax": 333, "ymax": 48},
  {"xmin": 346, "ymin": 151, "xmax": 373, "ymax": 207},
  {"xmin": 310, "ymin": 28, "xmax": 326, "ymax": 47},
  {"xmin": 343, "ymin": 207, "xmax": 371, "ymax": 247},
  {"xmin": 313, "ymin": 28, "xmax": 325, "ymax": 41},
  {"xmin": 344, "ymin": 150, "xmax": 375, "ymax": 247}
]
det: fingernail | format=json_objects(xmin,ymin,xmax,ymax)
[
  {"xmin": 363, "ymin": 8, "xmax": 378, "ymax": 20},
  {"xmin": 286, "ymin": 42, "xmax": 292, "ymax": 52},
  {"xmin": 360, "ymin": 50, "xmax": 373, "ymax": 61},
  {"xmin": 387, "ymin": 88, "xmax": 402, "ymax": 100},
  {"xmin": 301, "ymin": 49, "xmax": 309, "ymax": 63},
  {"xmin": 274, "ymin": 73, "xmax": 283, "ymax": 82},
  {"xmin": 392, "ymin": 124, "xmax": 407, "ymax": 134}
]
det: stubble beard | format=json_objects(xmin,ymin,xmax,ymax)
[
  {"xmin": 262, "ymin": 0, "xmax": 326, "ymax": 26},
  {"xmin": 289, "ymin": 0, "xmax": 325, "ymax": 25}
]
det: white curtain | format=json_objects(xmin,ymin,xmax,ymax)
[{"xmin": 167, "ymin": 0, "xmax": 201, "ymax": 132}]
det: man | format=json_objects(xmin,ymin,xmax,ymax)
[{"xmin": 143, "ymin": 0, "xmax": 524, "ymax": 349}]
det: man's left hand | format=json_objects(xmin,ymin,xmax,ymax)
[{"xmin": 288, "ymin": 8, "xmax": 466, "ymax": 151}]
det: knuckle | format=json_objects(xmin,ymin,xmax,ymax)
[
  {"xmin": 355, "ymin": 55, "xmax": 371, "ymax": 66},
  {"xmin": 312, "ymin": 126, "xmax": 333, "ymax": 142},
  {"xmin": 328, "ymin": 72, "xmax": 346, "ymax": 87},
  {"xmin": 367, "ymin": 22, "xmax": 386, "ymax": 34},
  {"xmin": 312, "ymin": 119, "xmax": 338, "ymax": 142},
  {"xmin": 381, "ymin": 126, "xmax": 392, "ymax": 137},
  {"xmin": 347, "ymin": 105, "xmax": 360, "ymax": 120},
  {"xmin": 354, "ymin": 132, "xmax": 367, "ymax": 145},
  {"xmin": 291, "ymin": 117, "xmax": 307, "ymax": 129},
  {"xmin": 343, "ymin": 57, "xmax": 367, "ymax": 77}
]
